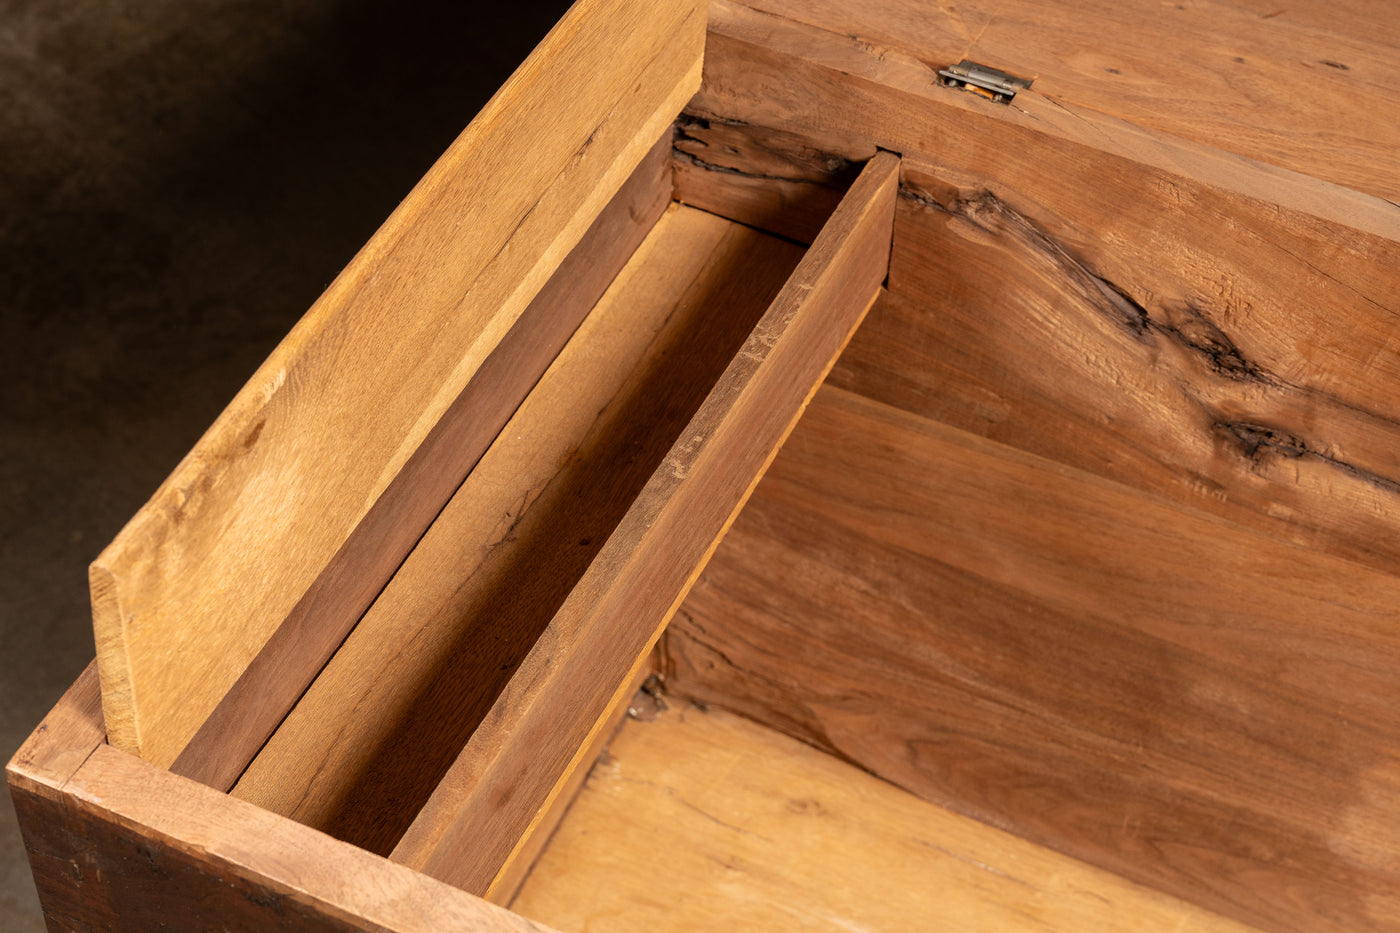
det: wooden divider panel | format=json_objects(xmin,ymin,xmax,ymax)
[
  {"xmin": 90, "ymin": 0, "xmax": 706, "ymax": 775},
  {"xmin": 388, "ymin": 152, "xmax": 899, "ymax": 895},
  {"xmin": 233, "ymin": 203, "xmax": 807, "ymax": 855}
]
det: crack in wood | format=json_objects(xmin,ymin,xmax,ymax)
[
  {"xmin": 902, "ymin": 180, "xmax": 1400, "ymax": 497},
  {"xmin": 908, "ymin": 186, "xmax": 1157, "ymax": 342},
  {"xmin": 1213, "ymin": 417, "xmax": 1400, "ymax": 496},
  {"xmin": 905, "ymin": 184, "xmax": 1291, "ymax": 385},
  {"xmin": 672, "ymin": 148, "xmax": 841, "ymax": 186},
  {"xmin": 673, "ymin": 114, "xmax": 862, "ymax": 186}
]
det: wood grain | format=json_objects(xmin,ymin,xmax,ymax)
[
  {"xmin": 232, "ymin": 205, "xmax": 806, "ymax": 855},
  {"xmin": 174, "ymin": 129, "xmax": 675, "ymax": 792},
  {"xmin": 667, "ymin": 386, "xmax": 1400, "ymax": 933},
  {"xmin": 91, "ymin": 0, "xmax": 706, "ymax": 770},
  {"xmin": 671, "ymin": 114, "xmax": 874, "ymax": 243},
  {"xmin": 828, "ymin": 163, "xmax": 1400, "ymax": 576},
  {"xmin": 512, "ymin": 703, "xmax": 1266, "ymax": 933},
  {"xmin": 389, "ymin": 153, "xmax": 898, "ymax": 894},
  {"xmin": 692, "ymin": 3, "xmax": 1400, "ymax": 577},
  {"xmin": 696, "ymin": 0, "xmax": 1400, "ymax": 242},
  {"xmin": 721, "ymin": 0, "xmax": 1400, "ymax": 203}
]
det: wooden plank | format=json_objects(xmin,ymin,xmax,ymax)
[
  {"xmin": 671, "ymin": 115, "xmax": 874, "ymax": 243},
  {"xmin": 719, "ymin": 0, "xmax": 1400, "ymax": 203},
  {"xmin": 4, "ymin": 668, "xmax": 546, "ymax": 932},
  {"xmin": 667, "ymin": 385, "xmax": 1400, "ymax": 933},
  {"xmin": 91, "ymin": 0, "xmax": 706, "ymax": 771},
  {"xmin": 829, "ymin": 163, "xmax": 1400, "ymax": 576},
  {"xmin": 696, "ymin": 0, "xmax": 1400, "ymax": 242},
  {"xmin": 483, "ymin": 656, "xmax": 657, "ymax": 907},
  {"xmin": 389, "ymin": 153, "xmax": 899, "ymax": 894},
  {"xmin": 694, "ymin": 3, "xmax": 1400, "ymax": 577},
  {"xmin": 512, "ymin": 703, "xmax": 1267, "ymax": 933},
  {"xmin": 174, "ymin": 130, "xmax": 676, "ymax": 791},
  {"xmin": 231, "ymin": 204, "xmax": 806, "ymax": 856},
  {"xmin": 20, "ymin": 744, "xmax": 556, "ymax": 933}
]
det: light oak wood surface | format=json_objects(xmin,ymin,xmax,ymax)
[
  {"xmin": 233, "ymin": 203, "xmax": 806, "ymax": 855},
  {"xmin": 178, "ymin": 129, "xmax": 676, "ymax": 792},
  {"xmin": 91, "ymin": 0, "xmax": 706, "ymax": 772},
  {"xmin": 390, "ymin": 153, "xmax": 898, "ymax": 894},
  {"xmin": 669, "ymin": 385, "xmax": 1400, "ymax": 933},
  {"xmin": 512, "ymin": 703, "xmax": 1265, "ymax": 933}
]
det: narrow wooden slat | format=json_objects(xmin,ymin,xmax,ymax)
[
  {"xmin": 668, "ymin": 385, "xmax": 1400, "ymax": 933},
  {"xmin": 511, "ymin": 704, "xmax": 1266, "ymax": 933},
  {"xmin": 232, "ymin": 205, "xmax": 806, "ymax": 855},
  {"xmin": 91, "ymin": 0, "xmax": 706, "ymax": 771},
  {"xmin": 483, "ymin": 656, "xmax": 656, "ymax": 907},
  {"xmin": 174, "ymin": 127, "xmax": 677, "ymax": 792},
  {"xmin": 30, "ymin": 744, "xmax": 554, "ymax": 933},
  {"xmin": 390, "ymin": 152, "xmax": 899, "ymax": 894}
]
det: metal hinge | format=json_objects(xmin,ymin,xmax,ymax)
[{"xmin": 937, "ymin": 60, "xmax": 1032, "ymax": 104}]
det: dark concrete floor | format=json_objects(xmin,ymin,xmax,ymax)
[{"xmin": 1, "ymin": 1, "xmax": 571, "ymax": 927}]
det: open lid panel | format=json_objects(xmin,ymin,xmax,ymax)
[{"xmin": 89, "ymin": 0, "xmax": 707, "ymax": 776}]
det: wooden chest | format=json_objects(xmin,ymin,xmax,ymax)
[{"xmin": 11, "ymin": 1, "xmax": 1400, "ymax": 931}]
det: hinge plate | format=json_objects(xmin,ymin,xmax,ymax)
[{"xmin": 937, "ymin": 60, "xmax": 1032, "ymax": 104}]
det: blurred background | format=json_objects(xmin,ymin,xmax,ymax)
[{"xmin": 0, "ymin": 0, "xmax": 572, "ymax": 926}]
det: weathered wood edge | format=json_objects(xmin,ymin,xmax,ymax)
[
  {"xmin": 6, "ymin": 662, "xmax": 105, "ymax": 802},
  {"xmin": 670, "ymin": 114, "xmax": 874, "ymax": 244},
  {"xmin": 6, "ymin": 665, "xmax": 557, "ymax": 932},
  {"xmin": 42, "ymin": 744, "xmax": 554, "ymax": 932},
  {"xmin": 171, "ymin": 129, "xmax": 678, "ymax": 793},
  {"xmin": 389, "ymin": 152, "xmax": 900, "ymax": 893}
]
